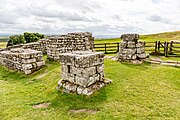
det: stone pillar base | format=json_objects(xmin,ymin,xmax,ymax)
[{"xmin": 57, "ymin": 78, "xmax": 112, "ymax": 96}]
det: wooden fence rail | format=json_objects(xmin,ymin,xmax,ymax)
[
  {"xmin": 94, "ymin": 42, "xmax": 119, "ymax": 54},
  {"xmin": 94, "ymin": 40, "xmax": 180, "ymax": 57}
]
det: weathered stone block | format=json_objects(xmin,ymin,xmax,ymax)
[
  {"xmin": 58, "ymin": 51, "xmax": 106, "ymax": 95},
  {"xmin": 121, "ymin": 34, "xmax": 139, "ymax": 41},
  {"xmin": 117, "ymin": 34, "xmax": 148, "ymax": 61},
  {"xmin": 0, "ymin": 48, "xmax": 45, "ymax": 75},
  {"xmin": 47, "ymin": 32, "xmax": 94, "ymax": 60}
]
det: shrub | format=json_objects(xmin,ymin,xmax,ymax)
[
  {"xmin": 6, "ymin": 32, "xmax": 44, "ymax": 47},
  {"xmin": 7, "ymin": 35, "xmax": 25, "ymax": 47},
  {"xmin": 24, "ymin": 32, "xmax": 44, "ymax": 43}
]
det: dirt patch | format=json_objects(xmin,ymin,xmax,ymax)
[
  {"xmin": 0, "ymin": 80, "xmax": 8, "ymax": 83},
  {"xmin": 36, "ymin": 73, "xmax": 48, "ymax": 79},
  {"xmin": 33, "ymin": 103, "xmax": 50, "ymax": 109},
  {"xmin": 69, "ymin": 109, "xmax": 99, "ymax": 114},
  {"xmin": 0, "ymin": 80, "xmax": 5, "ymax": 82}
]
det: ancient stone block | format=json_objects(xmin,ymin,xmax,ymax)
[
  {"xmin": 57, "ymin": 51, "xmax": 107, "ymax": 95},
  {"xmin": 0, "ymin": 48, "xmax": 45, "ymax": 75},
  {"xmin": 117, "ymin": 34, "xmax": 148, "ymax": 61},
  {"xmin": 47, "ymin": 32, "xmax": 94, "ymax": 60},
  {"xmin": 121, "ymin": 34, "xmax": 139, "ymax": 41}
]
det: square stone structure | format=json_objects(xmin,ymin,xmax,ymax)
[
  {"xmin": 117, "ymin": 34, "xmax": 148, "ymax": 61},
  {"xmin": 57, "ymin": 51, "xmax": 106, "ymax": 95},
  {"xmin": 0, "ymin": 48, "xmax": 45, "ymax": 75},
  {"xmin": 47, "ymin": 32, "xmax": 94, "ymax": 60}
]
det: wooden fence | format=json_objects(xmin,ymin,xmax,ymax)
[
  {"xmin": 94, "ymin": 42, "xmax": 119, "ymax": 54},
  {"xmin": 94, "ymin": 41, "xmax": 180, "ymax": 57}
]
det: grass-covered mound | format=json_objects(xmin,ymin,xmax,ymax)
[
  {"xmin": 95, "ymin": 31, "xmax": 180, "ymax": 43},
  {"xmin": 0, "ymin": 57, "xmax": 179, "ymax": 120}
]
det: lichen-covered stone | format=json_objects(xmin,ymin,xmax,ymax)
[
  {"xmin": 0, "ymin": 48, "xmax": 45, "ymax": 74},
  {"xmin": 57, "ymin": 51, "xmax": 107, "ymax": 95},
  {"xmin": 47, "ymin": 32, "xmax": 94, "ymax": 60},
  {"xmin": 121, "ymin": 34, "xmax": 139, "ymax": 41},
  {"xmin": 117, "ymin": 34, "xmax": 148, "ymax": 61}
]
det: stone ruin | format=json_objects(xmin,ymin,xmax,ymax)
[
  {"xmin": 57, "ymin": 51, "xmax": 110, "ymax": 95},
  {"xmin": 0, "ymin": 32, "xmax": 95, "ymax": 75},
  {"xmin": 0, "ymin": 48, "xmax": 45, "ymax": 75},
  {"xmin": 117, "ymin": 34, "xmax": 148, "ymax": 62},
  {"xmin": 22, "ymin": 38, "xmax": 48, "ymax": 54},
  {"xmin": 1, "ymin": 32, "xmax": 94, "ymax": 62},
  {"xmin": 47, "ymin": 32, "xmax": 94, "ymax": 60}
]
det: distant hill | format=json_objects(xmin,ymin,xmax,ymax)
[
  {"xmin": 0, "ymin": 31, "xmax": 180, "ymax": 43},
  {"xmin": 0, "ymin": 37, "xmax": 9, "ymax": 42},
  {"xmin": 95, "ymin": 31, "xmax": 180, "ymax": 43},
  {"xmin": 140, "ymin": 31, "xmax": 180, "ymax": 42}
]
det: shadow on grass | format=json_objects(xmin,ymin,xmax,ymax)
[
  {"xmin": 0, "ymin": 65, "xmax": 27, "ymax": 81},
  {"xmin": 51, "ymin": 87, "xmax": 107, "ymax": 110}
]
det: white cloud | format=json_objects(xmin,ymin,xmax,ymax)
[{"xmin": 0, "ymin": 0, "xmax": 179, "ymax": 36}]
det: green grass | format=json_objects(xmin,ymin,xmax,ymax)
[
  {"xmin": 140, "ymin": 31, "xmax": 180, "ymax": 42},
  {"xmin": 95, "ymin": 38, "xmax": 120, "ymax": 44},
  {"xmin": 0, "ymin": 42, "xmax": 7, "ymax": 48},
  {"xmin": 95, "ymin": 31, "xmax": 180, "ymax": 43},
  {"xmin": 0, "ymin": 57, "xmax": 180, "ymax": 120}
]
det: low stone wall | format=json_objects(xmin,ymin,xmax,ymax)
[
  {"xmin": 57, "ymin": 51, "xmax": 106, "ymax": 95},
  {"xmin": 0, "ymin": 48, "xmax": 45, "ymax": 74},
  {"xmin": 3, "ymin": 32, "xmax": 94, "ymax": 60},
  {"xmin": 3, "ymin": 38, "xmax": 49, "ymax": 54},
  {"xmin": 0, "ymin": 32, "xmax": 95, "ymax": 74},
  {"xmin": 47, "ymin": 32, "xmax": 94, "ymax": 60},
  {"xmin": 117, "ymin": 34, "xmax": 148, "ymax": 61},
  {"xmin": 21, "ymin": 38, "xmax": 48, "ymax": 54}
]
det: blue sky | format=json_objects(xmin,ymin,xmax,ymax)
[{"xmin": 0, "ymin": 0, "xmax": 180, "ymax": 36}]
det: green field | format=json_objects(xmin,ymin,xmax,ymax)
[
  {"xmin": 0, "ymin": 31, "xmax": 180, "ymax": 119},
  {"xmin": 95, "ymin": 31, "xmax": 180, "ymax": 44},
  {"xmin": 0, "ymin": 36, "xmax": 8, "ymax": 48},
  {"xmin": 0, "ymin": 57, "xmax": 180, "ymax": 120},
  {"xmin": 0, "ymin": 42, "xmax": 7, "ymax": 48}
]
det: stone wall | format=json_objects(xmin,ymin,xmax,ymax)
[
  {"xmin": 3, "ymin": 32, "xmax": 94, "ymax": 60},
  {"xmin": 47, "ymin": 32, "xmax": 94, "ymax": 60},
  {"xmin": 2, "ymin": 38, "xmax": 49, "ymax": 54},
  {"xmin": 0, "ymin": 48, "xmax": 45, "ymax": 74},
  {"xmin": 0, "ymin": 32, "xmax": 94, "ymax": 74},
  {"xmin": 117, "ymin": 34, "xmax": 148, "ymax": 61},
  {"xmin": 22, "ymin": 39, "xmax": 48, "ymax": 54},
  {"xmin": 57, "ymin": 51, "xmax": 106, "ymax": 95}
]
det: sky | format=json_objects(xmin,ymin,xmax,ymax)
[{"xmin": 0, "ymin": 0, "xmax": 180, "ymax": 37}]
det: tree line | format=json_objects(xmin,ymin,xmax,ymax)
[{"xmin": 7, "ymin": 32, "xmax": 45, "ymax": 47}]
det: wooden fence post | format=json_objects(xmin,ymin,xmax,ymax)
[
  {"xmin": 158, "ymin": 41, "xmax": 160, "ymax": 52},
  {"xmin": 169, "ymin": 41, "xmax": 173, "ymax": 54},
  {"xmin": 164, "ymin": 41, "xmax": 169, "ymax": 57},
  {"xmin": 164, "ymin": 41, "xmax": 166, "ymax": 56},
  {"xmin": 155, "ymin": 41, "xmax": 157, "ymax": 53},
  {"xmin": 105, "ymin": 43, "xmax": 107, "ymax": 54},
  {"xmin": 117, "ymin": 43, "xmax": 119, "ymax": 52}
]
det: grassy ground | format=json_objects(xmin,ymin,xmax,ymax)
[
  {"xmin": 0, "ymin": 31, "xmax": 180, "ymax": 119},
  {"xmin": 95, "ymin": 38, "xmax": 120, "ymax": 44},
  {"xmin": 95, "ymin": 31, "xmax": 180, "ymax": 43},
  {"xmin": 0, "ymin": 57, "xmax": 180, "ymax": 120},
  {"xmin": 0, "ymin": 42, "xmax": 7, "ymax": 48},
  {"xmin": 140, "ymin": 31, "xmax": 180, "ymax": 42}
]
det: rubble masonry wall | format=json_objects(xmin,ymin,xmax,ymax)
[
  {"xmin": 0, "ymin": 48, "xmax": 45, "ymax": 74},
  {"xmin": 117, "ymin": 34, "xmax": 148, "ymax": 61}
]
